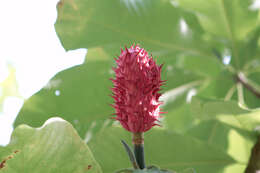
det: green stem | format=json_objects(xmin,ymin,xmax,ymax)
[
  {"xmin": 134, "ymin": 144, "xmax": 145, "ymax": 169},
  {"xmin": 132, "ymin": 133, "xmax": 145, "ymax": 169}
]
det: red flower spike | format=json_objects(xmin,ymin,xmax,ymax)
[{"xmin": 111, "ymin": 45, "xmax": 165, "ymax": 133}]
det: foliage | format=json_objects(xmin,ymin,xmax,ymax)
[
  {"xmin": 0, "ymin": 118, "xmax": 102, "ymax": 173},
  {"xmin": 1, "ymin": 0, "xmax": 260, "ymax": 172}
]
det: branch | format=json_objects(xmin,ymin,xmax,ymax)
[
  {"xmin": 234, "ymin": 72, "xmax": 260, "ymax": 98},
  {"xmin": 245, "ymin": 136, "xmax": 260, "ymax": 173}
]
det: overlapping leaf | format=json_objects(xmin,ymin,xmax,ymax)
[
  {"xmin": 87, "ymin": 98, "xmax": 260, "ymax": 172},
  {"xmin": 14, "ymin": 47, "xmax": 204, "ymax": 139},
  {"xmin": 14, "ymin": 58, "xmax": 114, "ymax": 139},
  {"xmin": 88, "ymin": 125, "xmax": 245, "ymax": 173},
  {"xmin": 165, "ymin": 97, "xmax": 260, "ymax": 171},
  {"xmin": 176, "ymin": 0, "xmax": 258, "ymax": 41},
  {"xmin": 0, "ymin": 118, "xmax": 102, "ymax": 173}
]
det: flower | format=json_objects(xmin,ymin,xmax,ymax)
[{"xmin": 111, "ymin": 45, "xmax": 164, "ymax": 133}]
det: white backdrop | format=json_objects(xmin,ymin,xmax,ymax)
[{"xmin": 0, "ymin": 0, "xmax": 86, "ymax": 145}]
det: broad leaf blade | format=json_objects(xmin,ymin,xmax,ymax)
[
  {"xmin": 177, "ymin": 0, "xmax": 258, "ymax": 41},
  {"xmin": 55, "ymin": 0, "xmax": 213, "ymax": 59},
  {"xmin": 14, "ymin": 59, "xmax": 114, "ymax": 139},
  {"xmin": 88, "ymin": 126, "xmax": 244, "ymax": 173},
  {"xmin": 0, "ymin": 118, "xmax": 102, "ymax": 173},
  {"xmin": 14, "ymin": 48, "xmax": 204, "ymax": 139}
]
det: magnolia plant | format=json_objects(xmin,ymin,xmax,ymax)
[{"xmin": 111, "ymin": 45, "xmax": 170, "ymax": 172}]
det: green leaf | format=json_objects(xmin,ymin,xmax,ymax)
[
  {"xmin": 189, "ymin": 97, "xmax": 260, "ymax": 131},
  {"xmin": 182, "ymin": 97, "xmax": 260, "ymax": 132},
  {"xmin": 0, "ymin": 118, "xmax": 102, "ymax": 173},
  {"xmin": 177, "ymin": 0, "xmax": 258, "ymax": 41},
  {"xmin": 165, "ymin": 97, "xmax": 260, "ymax": 168},
  {"xmin": 164, "ymin": 104, "xmax": 195, "ymax": 133},
  {"xmin": 88, "ymin": 125, "xmax": 245, "ymax": 173},
  {"xmin": 186, "ymin": 119, "xmax": 255, "ymax": 164},
  {"xmin": 14, "ymin": 59, "xmax": 114, "ymax": 139},
  {"xmin": 55, "ymin": 0, "xmax": 213, "ymax": 59},
  {"xmin": 189, "ymin": 97, "xmax": 249, "ymax": 120},
  {"xmin": 173, "ymin": 98, "xmax": 260, "ymax": 163},
  {"xmin": 177, "ymin": 0, "xmax": 258, "ymax": 69},
  {"xmin": 14, "ymin": 47, "xmax": 203, "ymax": 139},
  {"xmin": 164, "ymin": 96, "xmax": 249, "ymax": 133},
  {"xmin": 196, "ymin": 69, "xmax": 236, "ymax": 100},
  {"xmin": 175, "ymin": 55, "xmax": 223, "ymax": 77},
  {"xmin": 237, "ymin": 27, "xmax": 260, "ymax": 67},
  {"xmin": 243, "ymin": 72, "xmax": 260, "ymax": 108}
]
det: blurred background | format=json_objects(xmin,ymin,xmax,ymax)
[
  {"xmin": 1, "ymin": 0, "xmax": 260, "ymax": 146},
  {"xmin": 0, "ymin": 0, "xmax": 87, "ymax": 145},
  {"xmin": 1, "ymin": 0, "xmax": 260, "ymax": 172}
]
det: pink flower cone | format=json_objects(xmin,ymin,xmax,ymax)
[{"xmin": 111, "ymin": 45, "xmax": 164, "ymax": 133}]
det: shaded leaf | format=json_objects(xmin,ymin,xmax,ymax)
[
  {"xmin": 88, "ymin": 125, "xmax": 244, "ymax": 173},
  {"xmin": 177, "ymin": 0, "xmax": 258, "ymax": 69},
  {"xmin": 177, "ymin": 0, "xmax": 258, "ymax": 41}
]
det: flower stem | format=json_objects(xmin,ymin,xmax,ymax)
[{"xmin": 132, "ymin": 132, "xmax": 145, "ymax": 169}]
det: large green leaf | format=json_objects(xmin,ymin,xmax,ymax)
[
  {"xmin": 166, "ymin": 97, "xmax": 260, "ymax": 133},
  {"xmin": 177, "ymin": 0, "xmax": 258, "ymax": 41},
  {"xmin": 186, "ymin": 119, "xmax": 255, "ymax": 164},
  {"xmin": 177, "ymin": 0, "xmax": 258, "ymax": 69},
  {"xmin": 174, "ymin": 55, "xmax": 223, "ymax": 77},
  {"xmin": 0, "ymin": 118, "xmax": 102, "ymax": 173},
  {"xmin": 165, "ymin": 98, "xmax": 260, "ymax": 167},
  {"xmin": 14, "ymin": 47, "xmax": 204, "ymax": 139},
  {"xmin": 55, "ymin": 0, "xmax": 213, "ymax": 59},
  {"xmin": 54, "ymin": 0, "xmax": 260, "ymax": 109},
  {"xmin": 14, "ymin": 59, "xmax": 114, "ymax": 139},
  {"xmin": 193, "ymin": 67, "xmax": 260, "ymax": 109},
  {"xmin": 196, "ymin": 70, "xmax": 236, "ymax": 99},
  {"xmin": 164, "ymin": 96, "xmax": 248, "ymax": 133},
  {"xmin": 88, "ymin": 125, "xmax": 246, "ymax": 173}
]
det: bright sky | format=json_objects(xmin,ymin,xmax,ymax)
[{"xmin": 0, "ymin": 0, "xmax": 86, "ymax": 146}]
